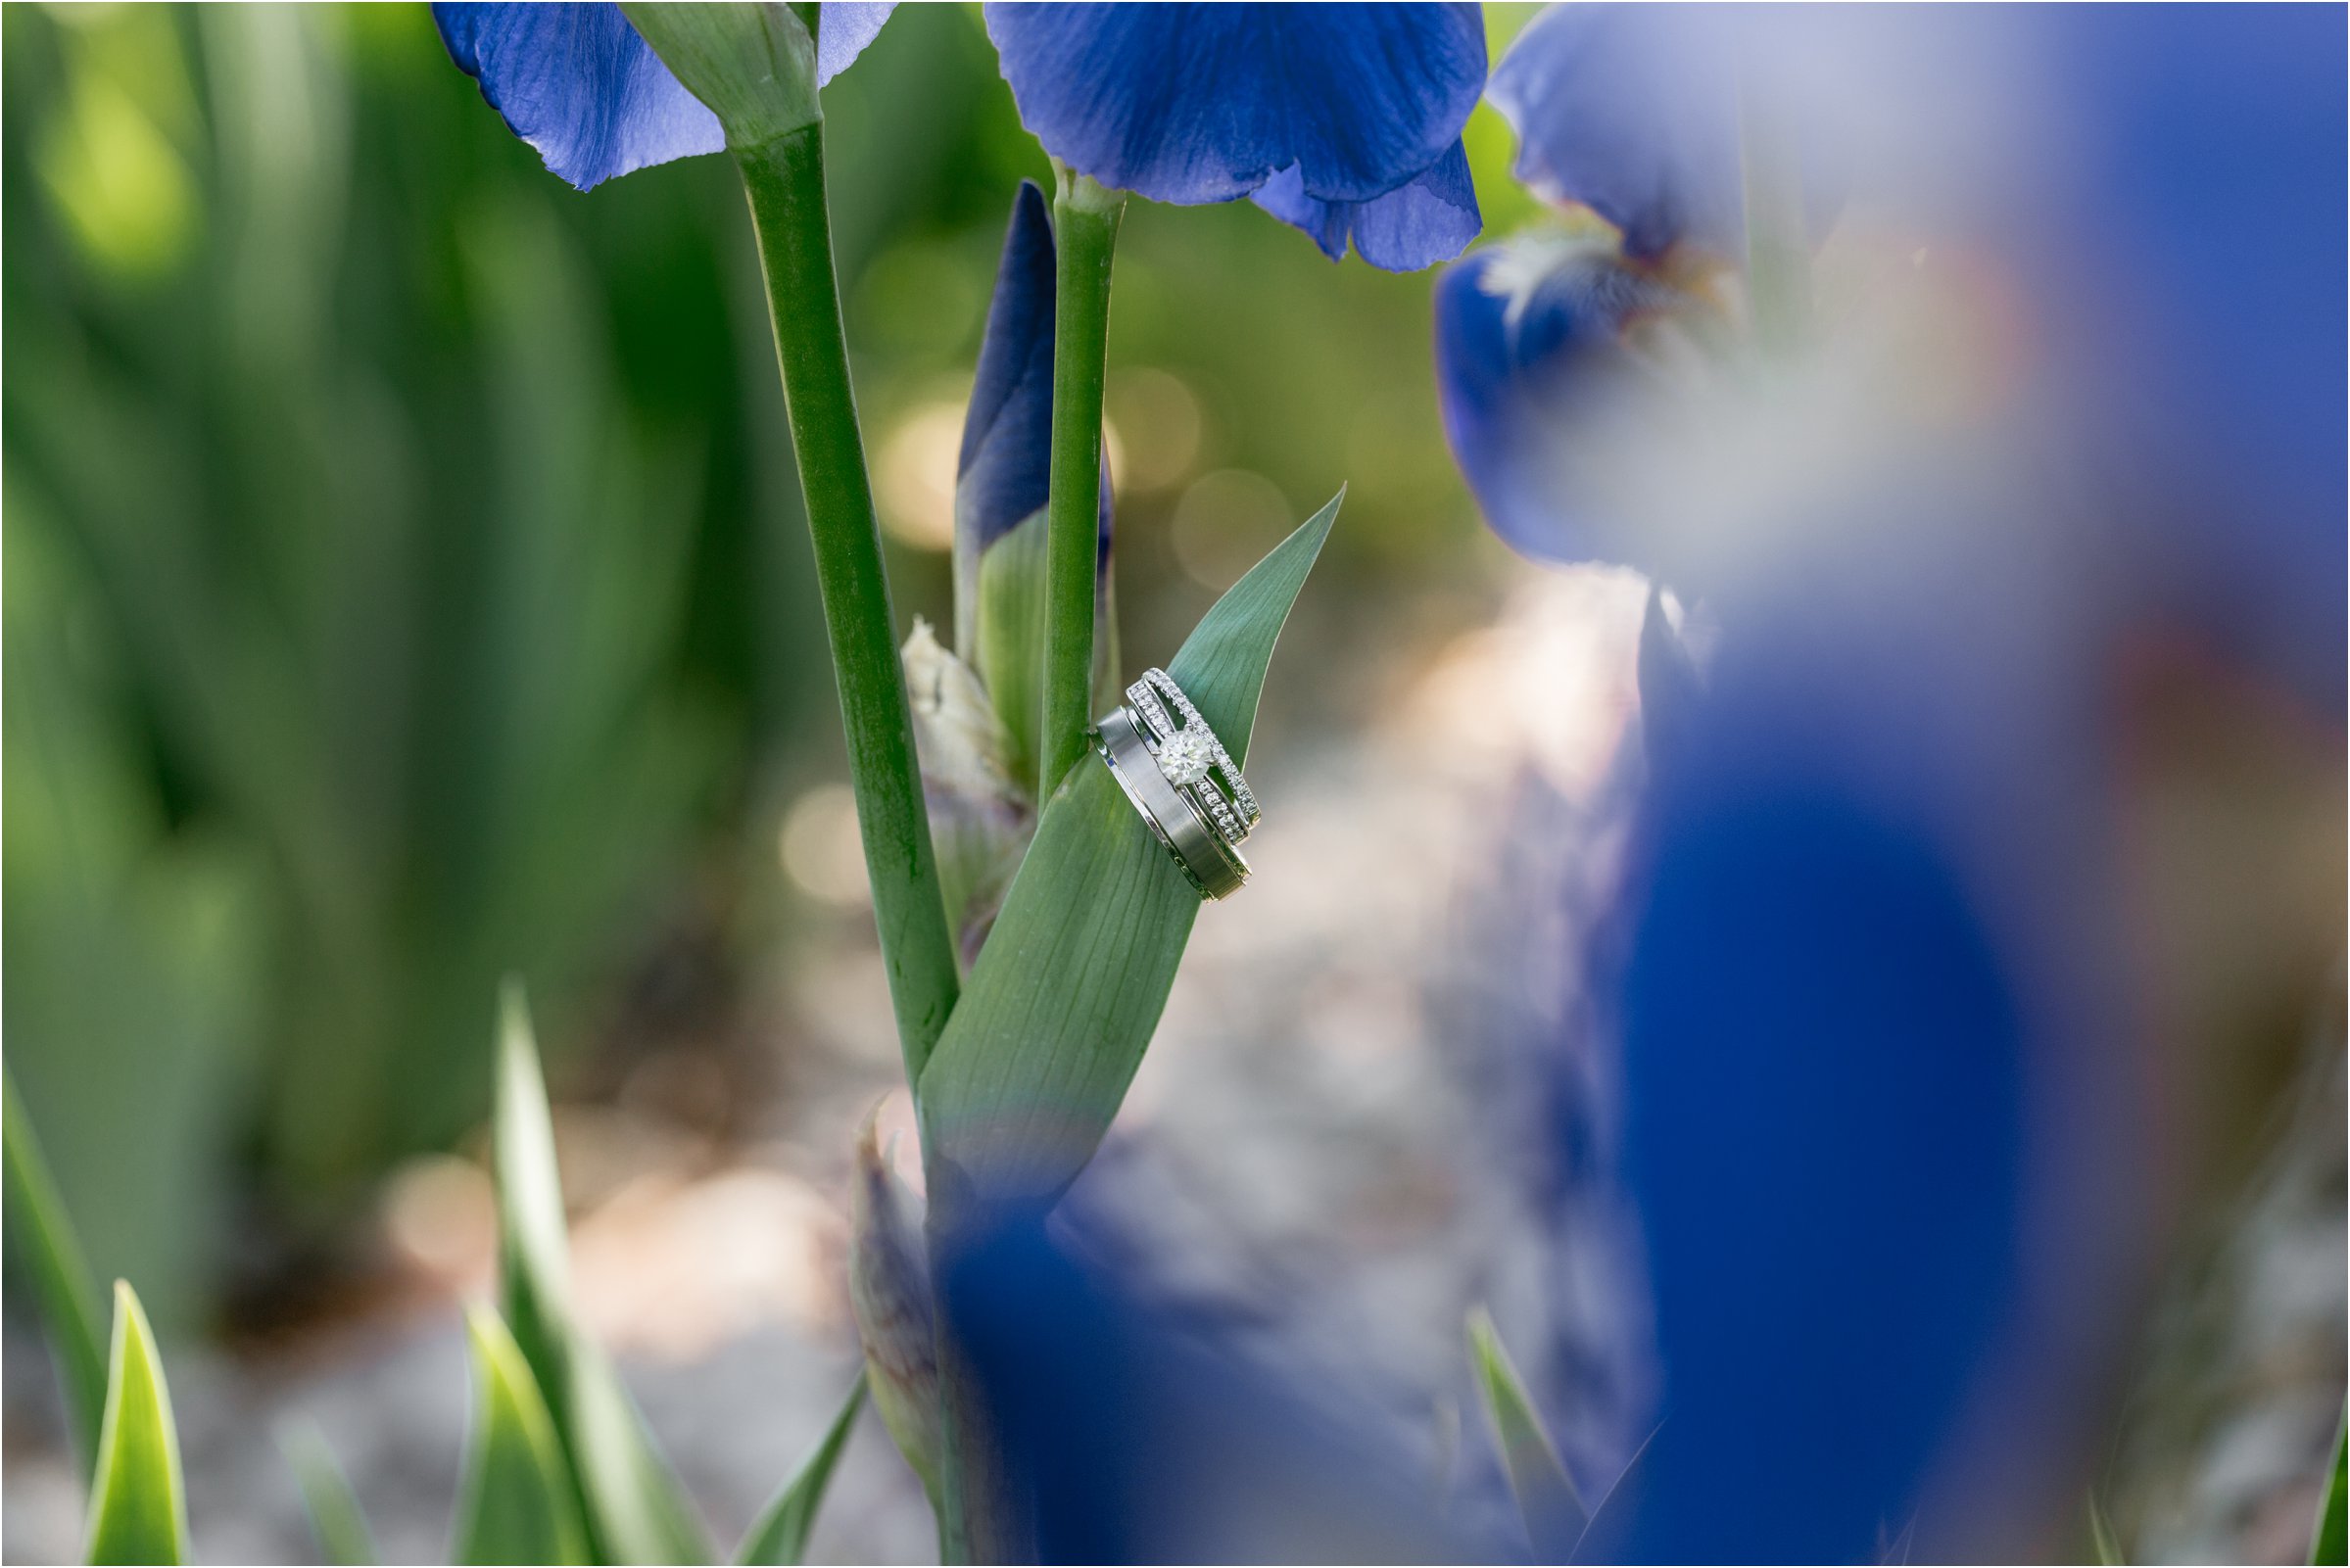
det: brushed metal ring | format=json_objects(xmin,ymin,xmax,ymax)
[{"xmin": 1091, "ymin": 706, "xmax": 1250, "ymax": 900}]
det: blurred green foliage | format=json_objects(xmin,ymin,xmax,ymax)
[{"xmin": 2, "ymin": 3, "xmax": 1535, "ymax": 1325}]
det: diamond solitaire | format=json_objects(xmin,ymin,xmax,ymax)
[{"xmin": 1155, "ymin": 728, "xmax": 1218, "ymax": 786}]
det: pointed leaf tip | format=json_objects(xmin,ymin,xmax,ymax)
[
  {"xmin": 2088, "ymin": 1494, "xmax": 2125, "ymax": 1566},
  {"xmin": 735, "ymin": 1372, "xmax": 868, "ymax": 1564},
  {"xmin": 488, "ymin": 984, "xmax": 714, "ymax": 1564},
  {"xmin": 84, "ymin": 1282, "xmax": 190, "ymax": 1566}
]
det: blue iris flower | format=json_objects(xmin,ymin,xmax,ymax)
[
  {"xmin": 433, "ymin": 2, "xmax": 897, "ymax": 190},
  {"xmin": 982, "ymin": 2, "xmax": 1488, "ymax": 271},
  {"xmin": 1488, "ymin": 4, "xmax": 1743, "ymax": 261},
  {"xmin": 1466, "ymin": 6, "xmax": 2344, "ymax": 1554},
  {"xmin": 1444, "ymin": 3, "xmax": 2345, "ymax": 711},
  {"xmin": 1432, "ymin": 234, "xmax": 1674, "ymax": 570},
  {"xmin": 2034, "ymin": 5, "xmax": 2346, "ymax": 711},
  {"xmin": 939, "ymin": 1204, "xmax": 1505, "ymax": 1561},
  {"xmin": 1603, "ymin": 648, "xmax": 2032, "ymax": 1561}
]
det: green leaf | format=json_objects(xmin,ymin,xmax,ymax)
[
  {"xmin": 455, "ymin": 1306, "xmax": 590, "ymax": 1567},
  {"xmin": 735, "ymin": 1372, "xmax": 867, "ymax": 1565},
  {"xmin": 918, "ymin": 491, "xmax": 1340, "ymax": 1205},
  {"xmin": 83, "ymin": 1282, "xmax": 190, "ymax": 1566},
  {"xmin": 2089, "ymin": 1494, "xmax": 2125, "ymax": 1566},
  {"xmin": 1466, "ymin": 1307, "xmax": 1585, "ymax": 1553},
  {"xmin": 2313, "ymin": 1399, "xmax": 2347, "ymax": 1567},
  {"xmin": 281, "ymin": 1420, "xmax": 378, "ymax": 1565},
  {"xmin": 3, "ymin": 1069, "xmax": 109, "ymax": 1474},
  {"xmin": 493, "ymin": 983, "xmax": 714, "ymax": 1564}
]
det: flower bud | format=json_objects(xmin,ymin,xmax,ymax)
[
  {"xmin": 902, "ymin": 617, "xmax": 1031, "ymax": 964},
  {"xmin": 953, "ymin": 183, "xmax": 1120, "ymax": 786},
  {"xmin": 848, "ymin": 1107, "xmax": 942, "ymax": 1505}
]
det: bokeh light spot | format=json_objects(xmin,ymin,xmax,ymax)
[
  {"xmin": 875, "ymin": 398, "xmax": 967, "ymax": 550},
  {"xmin": 1170, "ymin": 469, "xmax": 1294, "ymax": 592},
  {"xmin": 780, "ymin": 784, "xmax": 872, "ymax": 907}
]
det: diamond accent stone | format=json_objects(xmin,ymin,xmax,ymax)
[{"xmin": 1156, "ymin": 728, "xmax": 1217, "ymax": 786}]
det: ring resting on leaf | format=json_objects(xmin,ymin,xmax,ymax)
[{"xmin": 1091, "ymin": 668, "xmax": 1257, "ymax": 900}]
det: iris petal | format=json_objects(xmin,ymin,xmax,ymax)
[
  {"xmin": 434, "ymin": 1, "xmax": 894, "ymax": 191},
  {"xmin": 1488, "ymin": 4, "xmax": 1742, "ymax": 259},
  {"xmin": 983, "ymin": 2, "xmax": 1486, "ymax": 206},
  {"xmin": 1432, "ymin": 237, "xmax": 1671, "ymax": 567},
  {"xmin": 435, "ymin": 2, "xmax": 722, "ymax": 191},
  {"xmin": 1249, "ymin": 141, "xmax": 1481, "ymax": 272},
  {"xmin": 817, "ymin": 2, "xmax": 898, "ymax": 85},
  {"xmin": 1619, "ymin": 783, "xmax": 2022, "ymax": 1561},
  {"xmin": 940, "ymin": 1207, "xmax": 1504, "ymax": 1560}
]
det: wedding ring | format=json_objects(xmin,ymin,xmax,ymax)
[
  {"xmin": 1124, "ymin": 668, "xmax": 1259, "ymax": 849},
  {"xmin": 1090, "ymin": 669, "xmax": 1256, "ymax": 900}
]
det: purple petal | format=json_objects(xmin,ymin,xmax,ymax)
[
  {"xmin": 1489, "ymin": 5, "xmax": 1743, "ymax": 259},
  {"xmin": 434, "ymin": 2, "xmax": 724, "ymax": 191},
  {"xmin": 1433, "ymin": 237, "xmax": 1674, "ymax": 567},
  {"xmin": 1249, "ymin": 140, "xmax": 1481, "ymax": 271},
  {"xmin": 817, "ymin": 2, "xmax": 897, "ymax": 85},
  {"xmin": 434, "ymin": 2, "xmax": 892, "ymax": 190},
  {"xmin": 983, "ymin": 2, "xmax": 1485, "ymax": 206}
]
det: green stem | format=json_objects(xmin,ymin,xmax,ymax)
[
  {"xmin": 1037, "ymin": 170, "xmax": 1125, "ymax": 802},
  {"xmin": 1737, "ymin": 84, "xmax": 1810, "ymax": 357},
  {"xmin": 734, "ymin": 126, "xmax": 960, "ymax": 1084}
]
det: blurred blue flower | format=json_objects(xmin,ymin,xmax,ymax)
[
  {"xmin": 940, "ymin": 1205, "xmax": 1501, "ymax": 1562},
  {"xmin": 1485, "ymin": 5, "xmax": 1842, "ymax": 262},
  {"xmin": 1447, "ymin": 4, "xmax": 2344, "ymax": 705},
  {"xmin": 433, "ymin": 2, "xmax": 895, "ymax": 190},
  {"xmin": 1488, "ymin": 4, "xmax": 1741, "ymax": 261},
  {"xmin": 982, "ymin": 2, "xmax": 1487, "ymax": 270},
  {"xmin": 1431, "ymin": 234, "xmax": 1678, "ymax": 570},
  {"xmin": 1453, "ymin": 7, "xmax": 2345, "ymax": 1554},
  {"xmin": 2032, "ymin": 5, "xmax": 2346, "ymax": 711},
  {"xmin": 1608, "ymin": 670, "xmax": 2029, "ymax": 1560}
]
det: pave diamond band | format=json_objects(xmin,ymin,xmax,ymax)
[
  {"xmin": 1090, "ymin": 668, "xmax": 1258, "ymax": 900},
  {"xmin": 1125, "ymin": 668, "xmax": 1258, "ymax": 846}
]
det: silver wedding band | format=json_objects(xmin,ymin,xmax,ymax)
[{"xmin": 1090, "ymin": 668, "xmax": 1258, "ymax": 900}]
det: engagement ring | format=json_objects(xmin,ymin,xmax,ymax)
[{"xmin": 1091, "ymin": 668, "xmax": 1257, "ymax": 900}]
